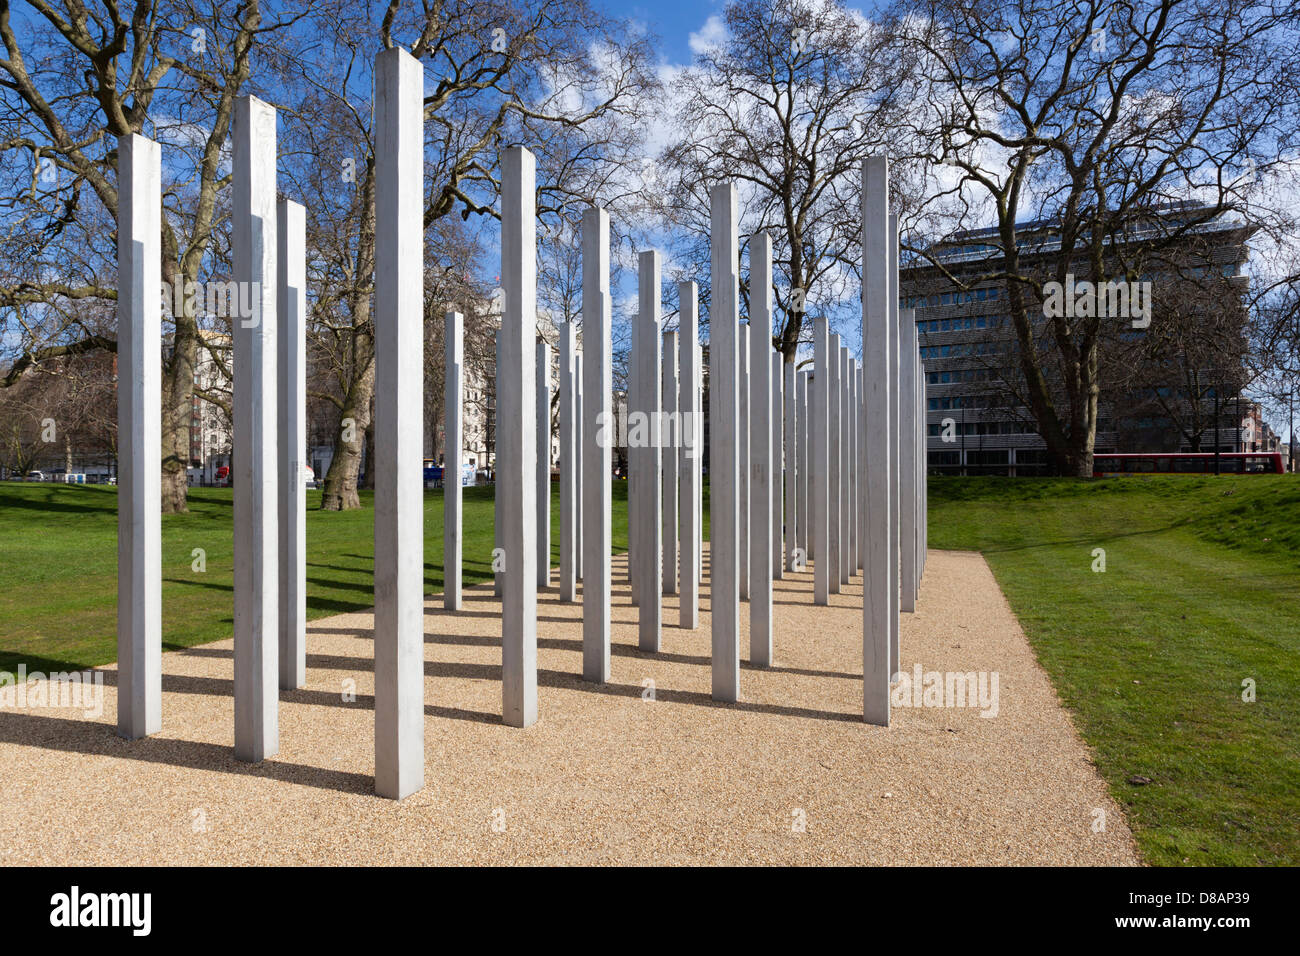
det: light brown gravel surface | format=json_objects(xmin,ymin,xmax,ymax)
[{"xmin": 0, "ymin": 548, "xmax": 1138, "ymax": 865}]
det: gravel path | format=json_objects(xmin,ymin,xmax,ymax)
[{"xmin": 0, "ymin": 548, "xmax": 1138, "ymax": 865}]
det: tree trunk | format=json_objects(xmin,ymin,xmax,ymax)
[
  {"xmin": 361, "ymin": 407, "xmax": 376, "ymax": 491},
  {"xmin": 160, "ymin": 262, "xmax": 199, "ymax": 513},
  {"xmin": 320, "ymin": 365, "xmax": 374, "ymax": 511},
  {"xmin": 1069, "ymin": 449, "xmax": 1094, "ymax": 477},
  {"xmin": 320, "ymin": 153, "xmax": 377, "ymax": 512},
  {"xmin": 160, "ymin": 382, "xmax": 191, "ymax": 510}
]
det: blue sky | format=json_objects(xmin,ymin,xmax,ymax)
[
  {"xmin": 601, "ymin": 0, "xmax": 726, "ymax": 64},
  {"xmin": 601, "ymin": 0, "xmax": 884, "ymax": 67},
  {"xmin": 598, "ymin": 0, "xmax": 712, "ymax": 63},
  {"xmin": 589, "ymin": 0, "xmax": 889, "ymax": 359}
]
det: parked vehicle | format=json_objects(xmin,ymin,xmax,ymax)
[{"xmin": 422, "ymin": 459, "xmax": 477, "ymax": 488}]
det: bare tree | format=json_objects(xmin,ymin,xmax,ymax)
[
  {"xmin": 656, "ymin": 0, "xmax": 917, "ymax": 360},
  {"xmin": 423, "ymin": 214, "xmax": 496, "ymax": 469},
  {"xmin": 892, "ymin": 0, "xmax": 1300, "ymax": 475},
  {"xmin": 0, "ymin": 347, "xmax": 116, "ymax": 475},
  {"xmin": 0, "ymin": 0, "xmax": 313, "ymax": 510},
  {"xmin": 0, "ymin": 372, "xmax": 55, "ymax": 476},
  {"xmin": 274, "ymin": 0, "xmax": 656, "ymax": 509},
  {"xmin": 1106, "ymin": 263, "xmax": 1251, "ymax": 451},
  {"xmin": 1242, "ymin": 225, "xmax": 1300, "ymax": 464}
]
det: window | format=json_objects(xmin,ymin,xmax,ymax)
[{"xmin": 1016, "ymin": 449, "xmax": 1048, "ymax": 468}]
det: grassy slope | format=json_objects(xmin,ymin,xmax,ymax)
[
  {"xmin": 0, "ymin": 481, "xmax": 637, "ymax": 674},
  {"xmin": 929, "ymin": 475, "xmax": 1300, "ymax": 866}
]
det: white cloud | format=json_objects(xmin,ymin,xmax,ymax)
[{"xmin": 688, "ymin": 15, "xmax": 728, "ymax": 56}]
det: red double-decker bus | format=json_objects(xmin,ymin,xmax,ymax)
[{"xmin": 1093, "ymin": 452, "xmax": 1284, "ymax": 476}]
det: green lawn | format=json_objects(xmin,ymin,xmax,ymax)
[
  {"xmin": 3, "ymin": 474, "xmax": 1295, "ymax": 865},
  {"xmin": 0, "ymin": 481, "xmax": 641, "ymax": 674},
  {"xmin": 929, "ymin": 474, "xmax": 1300, "ymax": 866}
]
